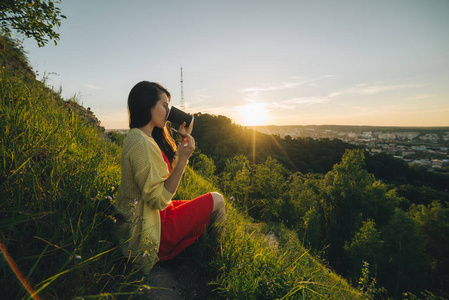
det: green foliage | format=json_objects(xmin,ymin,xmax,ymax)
[
  {"xmin": 173, "ymin": 166, "xmax": 217, "ymax": 201},
  {"xmin": 286, "ymin": 173, "xmax": 322, "ymax": 230},
  {"xmin": 302, "ymin": 208, "xmax": 322, "ymax": 250},
  {"xmin": 409, "ymin": 201, "xmax": 449, "ymax": 295},
  {"xmin": 250, "ymin": 156, "xmax": 289, "ymax": 222},
  {"xmin": 0, "ymin": 35, "xmax": 33, "ymax": 78},
  {"xmin": 344, "ymin": 220, "xmax": 383, "ymax": 280},
  {"xmin": 381, "ymin": 209, "xmax": 429, "ymax": 298},
  {"xmin": 213, "ymin": 147, "xmax": 446, "ymax": 297},
  {"xmin": 211, "ymin": 206, "xmax": 362, "ymax": 299},
  {"xmin": 106, "ymin": 130, "xmax": 126, "ymax": 147},
  {"xmin": 396, "ymin": 184, "xmax": 449, "ymax": 208},
  {"xmin": 357, "ymin": 262, "xmax": 380, "ymax": 299},
  {"xmin": 366, "ymin": 153, "xmax": 449, "ymax": 191},
  {"xmin": 190, "ymin": 151, "xmax": 217, "ymax": 179},
  {"xmin": 320, "ymin": 150, "xmax": 397, "ymax": 270},
  {"xmin": 0, "ymin": 0, "xmax": 66, "ymax": 47},
  {"xmin": 220, "ymin": 154, "xmax": 252, "ymax": 204}
]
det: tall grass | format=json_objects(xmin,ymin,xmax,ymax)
[
  {"xmin": 1, "ymin": 35, "xmax": 363, "ymax": 299},
  {"xmin": 0, "ymin": 46, "xmax": 145, "ymax": 298},
  {"xmin": 207, "ymin": 206, "xmax": 361, "ymax": 299}
]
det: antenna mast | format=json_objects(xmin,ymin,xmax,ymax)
[{"xmin": 180, "ymin": 66, "xmax": 185, "ymax": 111}]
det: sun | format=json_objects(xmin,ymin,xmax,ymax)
[{"xmin": 238, "ymin": 103, "xmax": 269, "ymax": 126}]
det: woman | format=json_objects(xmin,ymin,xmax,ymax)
[{"xmin": 115, "ymin": 81, "xmax": 225, "ymax": 273}]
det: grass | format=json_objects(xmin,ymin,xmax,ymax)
[
  {"xmin": 210, "ymin": 206, "xmax": 362, "ymax": 299},
  {"xmin": 1, "ymin": 34, "xmax": 362, "ymax": 299},
  {"xmin": 0, "ymin": 38, "xmax": 138, "ymax": 298}
]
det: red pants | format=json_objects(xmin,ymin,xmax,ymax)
[{"xmin": 158, "ymin": 193, "xmax": 214, "ymax": 261}]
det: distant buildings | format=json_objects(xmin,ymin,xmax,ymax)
[
  {"xmin": 431, "ymin": 159, "xmax": 449, "ymax": 169},
  {"xmin": 107, "ymin": 126, "xmax": 449, "ymax": 171},
  {"xmin": 254, "ymin": 126, "xmax": 449, "ymax": 170}
]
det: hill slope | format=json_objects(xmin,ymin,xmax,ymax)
[{"xmin": 0, "ymin": 35, "xmax": 361, "ymax": 299}]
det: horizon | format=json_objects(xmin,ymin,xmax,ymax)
[
  {"xmin": 22, "ymin": 0, "xmax": 449, "ymax": 129},
  {"xmin": 105, "ymin": 118, "xmax": 449, "ymax": 131}
]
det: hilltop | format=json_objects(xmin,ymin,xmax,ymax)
[
  {"xmin": 0, "ymin": 34, "xmax": 363, "ymax": 299},
  {"xmin": 5, "ymin": 33, "xmax": 448, "ymax": 299}
]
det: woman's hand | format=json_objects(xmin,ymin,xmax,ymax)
[
  {"xmin": 177, "ymin": 133, "xmax": 195, "ymax": 162},
  {"xmin": 179, "ymin": 118, "xmax": 194, "ymax": 137},
  {"xmin": 165, "ymin": 133, "xmax": 195, "ymax": 194}
]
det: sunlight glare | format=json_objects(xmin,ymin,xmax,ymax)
[{"xmin": 239, "ymin": 103, "xmax": 269, "ymax": 126}]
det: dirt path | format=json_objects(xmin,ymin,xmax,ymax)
[
  {"xmin": 145, "ymin": 263, "xmax": 184, "ymax": 299},
  {"xmin": 142, "ymin": 248, "xmax": 218, "ymax": 299}
]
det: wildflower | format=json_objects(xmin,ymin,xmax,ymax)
[
  {"xmin": 75, "ymin": 255, "xmax": 82, "ymax": 260},
  {"xmin": 133, "ymin": 200, "xmax": 138, "ymax": 206},
  {"xmin": 106, "ymin": 196, "xmax": 112, "ymax": 201},
  {"xmin": 139, "ymin": 285, "xmax": 151, "ymax": 291},
  {"xmin": 142, "ymin": 252, "xmax": 146, "ymax": 258}
]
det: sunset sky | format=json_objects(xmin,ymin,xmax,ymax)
[{"xmin": 23, "ymin": 0, "xmax": 449, "ymax": 128}]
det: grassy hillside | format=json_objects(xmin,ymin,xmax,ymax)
[{"xmin": 1, "ymin": 35, "xmax": 362, "ymax": 299}]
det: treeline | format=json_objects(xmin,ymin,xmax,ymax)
[
  {"xmin": 188, "ymin": 113, "xmax": 449, "ymax": 299},
  {"xmin": 192, "ymin": 113, "xmax": 358, "ymax": 174},
  {"xmin": 192, "ymin": 113, "xmax": 449, "ymax": 202}
]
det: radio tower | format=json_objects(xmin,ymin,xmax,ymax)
[{"xmin": 180, "ymin": 66, "xmax": 185, "ymax": 111}]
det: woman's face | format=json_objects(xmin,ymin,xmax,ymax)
[{"xmin": 150, "ymin": 93, "xmax": 170, "ymax": 128}]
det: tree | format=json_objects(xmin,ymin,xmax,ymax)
[
  {"xmin": 251, "ymin": 156, "xmax": 288, "ymax": 222},
  {"xmin": 303, "ymin": 208, "xmax": 322, "ymax": 250},
  {"xmin": 220, "ymin": 155, "xmax": 251, "ymax": 207},
  {"xmin": 287, "ymin": 173, "xmax": 319, "ymax": 223},
  {"xmin": 0, "ymin": 0, "xmax": 66, "ymax": 47},
  {"xmin": 409, "ymin": 201, "xmax": 449, "ymax": 296},
  {"xmin": 381, "ymin": 209, "xmax": 429, "ymax": 297},
  {"xmin": 321, "ymin": 149, "xmax": 376, "ymax": 268},
  {"xmin": 321, "ymin": 149, "xmax": 398, "ymax": 272},
  {"xmin": 191, "ymin": 151, "xmax": 216, "ymax": 179},
  {"xmin": 345, "ymin": 219, "xmax": 383, "ymax": 280}
]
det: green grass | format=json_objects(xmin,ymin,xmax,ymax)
[
  {"xmin": 209, "ymin": 207, "xmax": 362, "ymax": 299},
  {"xmin": 1, "ymin": 35, "xmax": 362, "ymax": 299},
  {"xmin": 0, "ymin": 38, "xmax": 140, "ymax": 298}
]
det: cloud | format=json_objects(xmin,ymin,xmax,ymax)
[
  {"xmin": 329, "ymin": 83, "xmax": 425, "ymax": 98},
  {"xmin": 240, "ymin": 80, "xmax": 305, "ymax": 93},
  {"xmin": 407, "ymin": 94, "xmax": 436, "ymax": 100},
  {"xmin": 281, "ymin": 97, "xmax": 329, "ymax": 105},
  {"xmin": 84, "ymin": 84, "xmax": 103, "ymax": 90},
  {"xmin": 268, "ymin": 81, "xmax": 428, "ymax": 111},
  {"xmin": 240, "ymin": 75, "xmax": 334, "ymax": 93},
  {"xmin": 270, "ymin": 96, "xmax": 330, "ymax": 110},
  {"xmin": 378, "ymin": 101, "xmax": 449, "ymax": 113}
]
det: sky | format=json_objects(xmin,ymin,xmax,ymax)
[{"xmin": 22, "ymin": 0, "xmax": 449, "ymax": 129}]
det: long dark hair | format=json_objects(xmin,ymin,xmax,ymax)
[{"xmin": 128, "ymin": 81, "xmax": 177, "ymax": 164}]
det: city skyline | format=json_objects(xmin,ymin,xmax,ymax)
[{"xmin": 22, "ymin": 0, "xmax": 449, "ymax": 129}]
